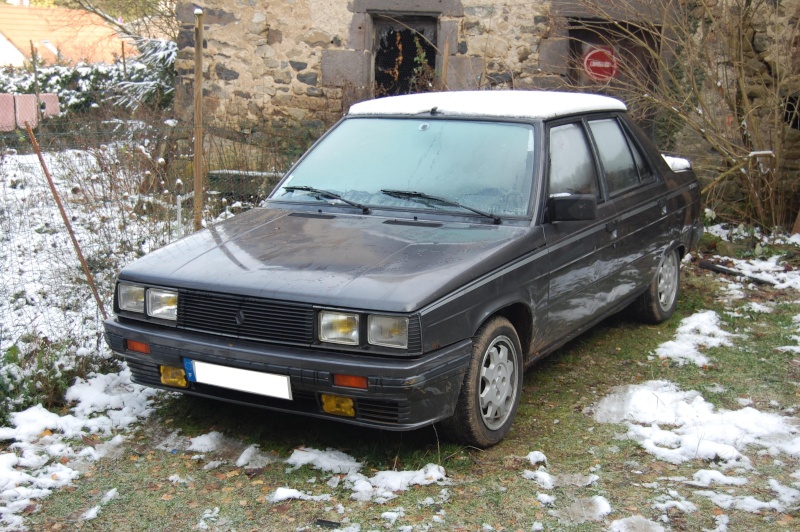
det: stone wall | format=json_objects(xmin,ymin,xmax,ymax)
[
  {"xmin": 174, "ymin": 0, "xmax": 577, "ymax": 128},
  {"xmin": 747, "ymin": 0, "xmax": 800, "ymax": 178},
  {"xmin": 172, "ymin": 0, "xmax": 798, "ymax": 192}
]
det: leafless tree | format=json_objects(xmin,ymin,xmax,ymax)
[
  {"xmin": 567, "ymin": 0, "xmax": 800, "ymax": 232},
  {"xmin": 69, "ymin": 0, "xmax": 178, "ymax": 41}
]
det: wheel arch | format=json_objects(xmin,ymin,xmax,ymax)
[
  {"xmin": 658, "ymin": 240, "xmax": 687, "ymax": 276},
  {"xmin": 482, "ymin": 302, "xmax": 533, "ymax": 363}
]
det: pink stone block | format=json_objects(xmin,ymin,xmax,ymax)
[
  {"xmin": 40, "ymin": 93, "xmax": 60, "ymax": 118},
  {"xmin": 14, "ymin": 94, "xmax": 38, "ymax": 129},
  {"xmin": 0, "ymin": 94, "xmax": 14, "ymax": 132}
]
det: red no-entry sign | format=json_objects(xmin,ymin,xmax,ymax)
[{"xmin": 583, "ymin": 47, "xmax": 618, "ymax": 82}]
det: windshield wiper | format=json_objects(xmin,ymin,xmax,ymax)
[
  {"xmin": 380, "ymin": 189, "xmax": 501, "ymax": 224},
  {"xmin": 283, "ymin": 186, "xmax": 370, "ymax": 214}
]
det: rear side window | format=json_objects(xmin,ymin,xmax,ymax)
[
  {"xmin": 548, "ymin": 123, "xmax": 598, "ymax": 197},
  {"xmin": 588, "ymin": 118, "xmax": 641, "ymax": 195}
]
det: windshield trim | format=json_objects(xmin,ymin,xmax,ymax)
[{"xmin": 261, "ymin": 199, "xmax": 536, "ymax": 225}]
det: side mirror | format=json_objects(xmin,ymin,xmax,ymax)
[{"xmin": 549, "ymin": 194, "xmax": 597, "ymax": 221}]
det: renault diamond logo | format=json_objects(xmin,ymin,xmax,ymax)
[{"xmin": 234, "ymin": 310, "xmax": 246, "ymax": 326}]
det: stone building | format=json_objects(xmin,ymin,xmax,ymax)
[
  {"xmin": 172, "ymin": 0, "xmax": 668, "ymax": 128},
  {"xmin": 172, "ymin": 0, "xmax": 800, "ymax": 229}
]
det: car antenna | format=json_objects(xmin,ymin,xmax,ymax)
[{"xmin": 430, "ymin": 106, "xmax": 438, "ymax": 115}]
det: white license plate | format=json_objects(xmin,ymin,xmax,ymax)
[{"xmin": 187, "ymin": 360, "xmax": 292, "ymax": 400}]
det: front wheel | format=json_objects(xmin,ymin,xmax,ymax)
[
  {"xmin": 635, "ymin": 248, "xmax": 680, "ymax": 324},
  {"xmin": 441, "ymin": 316, "xmax": 523, "ymax": 448}
]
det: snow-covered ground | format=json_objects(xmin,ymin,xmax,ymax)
[
  {"xmin": 0, "ymin": 143, "xmax": 176, "ymax": 416},
  {"xmin": 1, "ymin": 143, "xmax": 176, "ymax": 529},
  {"xmin": 2, "ymin": 146, "xmax": 800, "ymax": 529}
]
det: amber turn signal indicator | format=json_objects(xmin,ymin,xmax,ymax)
[
  {"xmin": 125, "ymin": 339, "xmax": 151, "ymax": 354},
  {"xmin": 333, "ymin": 374, "xmax": 368, "ymax": 390}
]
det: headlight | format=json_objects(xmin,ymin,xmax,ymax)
[
  {"xmin": 118, "ymin": 284, "xmax": 145, "ymax": 313},
  {"xmin": 368, "ymin": 315, "xmax": 409, "ymax": 349},
  {"xmin": 146, "ymin": 288, "xmax": 178, "ymax": 321},
  {"xmin": 319, "ymin": 311, "xmax": 359, "ymax": 345}
]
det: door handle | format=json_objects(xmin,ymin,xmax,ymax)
[
  {"xmin": 606, "ymin": 220, "xmax": 618, "ymax": 234},
  {"xmin": 658, "ymin": 198, "xmax": 668, "ymax": 215}
]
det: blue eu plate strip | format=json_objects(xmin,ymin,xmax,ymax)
[{"xmin": 183, "ymin": 359, "xmax": 197, "ymax": 382}]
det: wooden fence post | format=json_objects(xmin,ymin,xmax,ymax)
[{"xmin": 193, "ymin": 10, "xmax": 205, "ymax": 231}]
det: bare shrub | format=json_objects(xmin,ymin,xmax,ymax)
[
  {"xmin": 0, "ymin": 106, "xmax": 185, "ymax": 421},
  {"xmin": 567, "ymin": 0, "xmax": 800, "ymax": 231}
]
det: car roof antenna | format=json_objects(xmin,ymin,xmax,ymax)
[{"xmin": 430, "ymin": 106, "xmax": 438, "ymax": 116}]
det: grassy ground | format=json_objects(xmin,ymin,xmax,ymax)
[{"xmin": 17, "ymin": 259, "xmax": 800, "ymax": 531}]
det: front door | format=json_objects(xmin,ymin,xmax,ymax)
[{"xmin": 542, "ymin": 121, "xmax": 620, "ymax": 345}]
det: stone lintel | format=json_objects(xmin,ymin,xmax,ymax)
[
  {"xmin": 351, "ymin": 0, "xmax": 464, "ymax": 16},
  {"xmin": 551, "ymin": 0, "xmax": 665, "ymax": 23}
]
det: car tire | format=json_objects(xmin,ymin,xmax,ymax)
[
  {"xmin": 636, "ymin": 248, "xmax": 680, "ymax": 324},
  {"xmin": 441, "ymin": 316, "xmax": 523, "ymax": 448}
]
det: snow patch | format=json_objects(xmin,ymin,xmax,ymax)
[
  {"xmin": 187, "ymin": 432, "xmax": 225, "ymax": 453},
  {"xmin": 550, "ymin": 495, "xmax": 611, "ymax": 525},
  {"xmin": 609, "ymin": 515, "xmax": 665, "ymax": 532},
  {"xmin": 662, "ymin": 155, "xmax": 692, "ymax": 171},
  {"xmin": 594, "ymin": 380, "xmax": 800, "ymax": 465},
  {"xmin": 654, "ymin": 310, "xmax": 735, "ymax": 366}
]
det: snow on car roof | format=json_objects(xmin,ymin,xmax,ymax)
[{"xmin": 348, "ymin": 90, "xmax": 627, "ymax": 120}]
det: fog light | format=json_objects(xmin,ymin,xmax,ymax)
[
  {"xmin": 160, "ymin": 365, "xmax": 187, "ymax": 388},
  {"xmin": 320, "ymin": 394, "xmax": 355, "ymax": 417},
  {"xmin": 125, "ymin": 339, "xmax": 150, "ymax": 354},
  {"xmin": 333, "ymin": 374, "xmax": 368, "ymax": 390}
]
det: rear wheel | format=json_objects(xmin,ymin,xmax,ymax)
[
  {"xmin": 441, "ymin": 316, "xmax": 522, "ymax": 448},
  {"xmin": 636, "ymin": 248, "xmax": 680, "ymax": 324}
]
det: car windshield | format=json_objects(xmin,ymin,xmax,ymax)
[{"xmin": 272, "ymin": 118, "xmax": 536, "ymax": 218}]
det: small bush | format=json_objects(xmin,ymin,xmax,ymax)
[{"xmin": 0, "ymin": 38, "xmax": 175, "ymax": 114}]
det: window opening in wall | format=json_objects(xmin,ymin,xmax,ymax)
[{"xmin": 373, "ymin": 15, "xmax": 437, "ymax": 97}]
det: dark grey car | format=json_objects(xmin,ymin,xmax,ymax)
[{"xmin": 104, "ymin": 91, "xmax": 702, "ymax": 447}]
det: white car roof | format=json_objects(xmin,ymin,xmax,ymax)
[{"xmin": 347, "ymin": 90, "xmax": 627, "ymax": 120}]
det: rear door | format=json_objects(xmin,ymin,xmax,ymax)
[{"xmin": 586, "ymin": 116, "xmax": 670, "ymax": 291}]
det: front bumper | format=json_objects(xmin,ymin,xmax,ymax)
[{"xmin": 104, "ymin": 317, "xmax": 472, "ymax": 430}]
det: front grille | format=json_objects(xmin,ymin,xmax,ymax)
[{"xmin": 178, "ymin": 291, "xmax": 314, "ymax": 344}]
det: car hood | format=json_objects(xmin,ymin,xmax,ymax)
[{"xmin": 119, "ymin": 208, "xmax": 541, "ymax": 312}]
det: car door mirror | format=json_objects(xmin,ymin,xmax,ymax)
[{"xmin": 549, "ymin": 194, "xmax": 597, "ymax": 221}]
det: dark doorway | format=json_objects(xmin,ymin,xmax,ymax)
[{"xmin": 373, "ymin": 15, "xmax": 437, "ymax": 96}]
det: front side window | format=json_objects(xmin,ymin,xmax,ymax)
[
  {"xmin": 548, "ymin": 123, "xmax": 598, "ymax": 197},
  {"xmin": 272, "ymin": 118, "xmax": 536, "ymax": 218}
]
